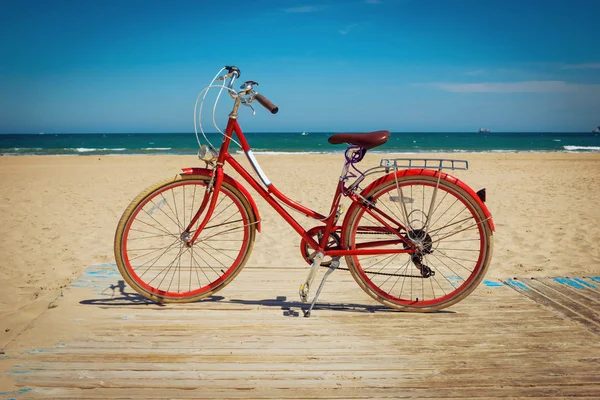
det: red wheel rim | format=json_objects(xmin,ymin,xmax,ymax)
[
  {"xmin": 121, "ymin": 180, "xmax": 250, "ymax": 299},
  {"xmin": 350, "ymin": 180, "xmax": 486, "ymax": 308}
]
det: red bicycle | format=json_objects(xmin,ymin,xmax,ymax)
[{"xmin": 114, "ymin": 66, "xmax": 495, "ymax": 316}]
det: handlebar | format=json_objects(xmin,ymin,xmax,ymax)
[
  {"xmin": 195, "ymin": 66, "xmax": 278, "ymax": 151},
  {"xmin": 221, "ymin": 66, "xmax": 279, "ymax": 115}
]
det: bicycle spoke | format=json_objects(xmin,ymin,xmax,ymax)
[
  {"xmin": 395, "ymin": 258, "xmax": 413, "ymax": 299},
  {"xmin": 371, "ymin": 254, "xmax": 402, "ymax": 286},
  {"xmin": 426, "ymin": 190, "xmax": 451, "ymax": 228},
  {"xmin": 431, "ymin": 220, "xmax": 483, "ymax": 244},
  {"xmin": 428, "ymin": 211, "xmax": 470, "ymax": 236},
  {"xmin": 362, "ymin": 253, "xmax": 398, "ymax": 272},
  {"xmin": 127, "ymin": 232, "xmax": 176, "ymax": 241},
  {"xmin": 198, "ymin": 223, "xmax": 246, "ymax": 242},
  {"xmin": 134, "ymin": 238, "xmax": 181, "ymax": 279},
  {"xmin": 427, "ymin": 202, "xmax": 460, "ymax": 231},
  {"xmin": 134, "ymin": 217, "xmax": 179, "ymax": 238},
  {"xmin": 203, "ymin": 217, "xmax": 244, "ymax": 232},
  {"xmin": 427, "ymin": 253, "xmax": 464, "ymax": 283},
  {"xmin": 200, "ymin": 197, "xmax": 234, "ymax": 231},
  {"xmin": 421, "ymin": 256, "xmax": 449, "ymax": 298},
  {"xmin": 427, "ymin": 215, "xmax": 475, "ymax": 236},
  {"xmin": 435, "ymin": 247, "xmax": 480, "ymax": 252},
  {"xmin": 169, "ymin": 189, "xmax": 183, "ymax": 231},
  {"xmin": 201, "ymin": 242, "xmax": 238, "ymax": 261},
  {"xmin": 166, "ymin": 242, "xmax": 184, "ymax": 294},
  {"xmin": 153, "ymin": 196, "xmax": 184, "ymax": 232},
  {"xmin": 379, "ymin": 199, "xmax": 407, "ymax": 229},
  {"xmin": 190, "ymin": 249, "xmax": 214, "ymax": 286},
  {"xmin": 147, "ymin": 244, "xmax": 188, "ymax": 287},
  {"xmin": 197, "ymin": 246, "xmax": 229, "ymax": 271},
  {"xmin": 433, "ymin": 248, "xmax": 479, "ymax": 270},
  {"xmin": 128, "ymin": 238, "xmax": 181, "ymax": 262}
]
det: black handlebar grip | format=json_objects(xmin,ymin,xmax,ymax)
[{"xmin": 255, "ymin": 93, "xmax": 279, "ymax": 114}]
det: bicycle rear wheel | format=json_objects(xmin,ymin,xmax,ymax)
[
  {"xmin": 114, "ymin": 174, "xmax": 256, "ymax": 303},
  {"xmin": 343, "ymin": 174, "xmax": 493, "ymax": 312}
]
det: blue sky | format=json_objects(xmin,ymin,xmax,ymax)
[{"xmin": 1, "ymin": 0, "xmax": 599, "ymax": 133}]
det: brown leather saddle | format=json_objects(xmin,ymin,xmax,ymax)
[{"xmin": 328, "ymin": 130, "xmax": 390, "ymax": 150}]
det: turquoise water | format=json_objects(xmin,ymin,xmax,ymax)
[{"xmin": 1, "ymin": 132, "xmax": 599, "ymax": 156}]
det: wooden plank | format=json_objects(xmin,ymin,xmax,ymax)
[
  {"xmin": 19, "ymin": 357, "xmax": 600, "ymax": 372},
  {"xmin": 10, "ymin": 373, "xmax": 600, "ymax": 389},
  {"xmin": 583, "ymin": 276, "xmax": 600, "ymax": 293},
  {"xmin": 537, "ymin": 277, "xmax": 600, "ymax": 306},
  {"xmin": 504, "ymin": 278, "xmax": 600, "ymax": 336},
  {"xmin": 19, "ymin": 385, "xmax": 600, "ymax": 399},
  {"xmin": 522, "ymin": 278, "xmax": 600, "ymax": 326}
]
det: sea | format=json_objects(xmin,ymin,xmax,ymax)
[{"xmin": 1, "ymin": 132, "xmax": 599, "ymax": 156}]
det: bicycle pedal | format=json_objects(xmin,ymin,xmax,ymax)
[{"xmin": 299, "ymin": 283, "xmax": 309, "ymax": 303}]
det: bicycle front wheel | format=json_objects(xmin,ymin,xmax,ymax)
[
  {"xmin": 343, "ymin": 174, "xmax": 493, "ymax": 312},
  {"xmin": 114, "ymin": 174, "xmax": 256, "ymax": 303}
]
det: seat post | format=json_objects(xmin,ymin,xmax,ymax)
[{"xmin": 338, "ymin": 145, "xmax": 367, "ymax": 190}]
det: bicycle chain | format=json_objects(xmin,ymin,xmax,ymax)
[
  {"xmin": 319, "ymin": 264, "xmax": 425, "ymax": 278},
  {"xmin": 356, "ymin": 231, "xmax": 397, "ymax": 235},
  {"xmin": 317, "ymin": 231, "xmax": 425, "ymax": 278}
]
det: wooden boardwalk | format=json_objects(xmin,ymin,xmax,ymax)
[{"xmin": 1, "ymin": 264, "xmax": 599, "ymax": 399}]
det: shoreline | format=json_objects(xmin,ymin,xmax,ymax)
[{"xmin": 2, "ymin": 148, "xmax": 600, "ymax": 156}]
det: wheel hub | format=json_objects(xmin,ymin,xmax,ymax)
[
  {"xmin": 181, "ymin": 231, "xmax": 193, "ymax": 247},
  {"xmin": 402, "ymin": 229, "xmax": 433, "ymax": 254}
]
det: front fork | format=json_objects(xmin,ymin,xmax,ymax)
[{"xmin": 181, "ymin": 166, "xmax": 224, "ymax": 246}]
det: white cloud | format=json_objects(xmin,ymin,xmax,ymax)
[
  {"xmin": 284, "ymin": 6, "xmax": 320, "ymax": 13},
  {"xmin": 562, "ymin": 63, "xmax": 600, "ymax": 70},
  {"xmin": 420, "ymin": 81, "xmax": 600, "ymax": 93},
  {"xmin": 339, "ymin": 24, "xmax": 358, "ymax": 35}
]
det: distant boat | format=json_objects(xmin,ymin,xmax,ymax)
[
  {"xmin": 593, "ymin": 126, "xmax": 600, "ymax": 133},
  {"xmin": 301, "ymin": 131, "xmax": 309, "ymax": 136},
  {"xmin": 478, "ymin": 128, "xmax": 490, "ymax": 133}
]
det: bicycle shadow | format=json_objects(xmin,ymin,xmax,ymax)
[
  {"xmin": 228, "ymin": 296, "xmax": 400, "ymax": 316},
  {"xmin": 79, "ymin": 280, "xmax": 224, "ymax": 307},
  {"xmin": 80, "ymin": 280, "xmax": 453, "ymax": 316}
]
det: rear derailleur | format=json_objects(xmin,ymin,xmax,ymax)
[
  {"xmin": 402, "ymin": 229, "xmax": 435, "ymax": 278},
  {"xmin": 411, "ymin": 254, "xmax": 435, "ymax": 278}
]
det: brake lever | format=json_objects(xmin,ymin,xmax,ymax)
[{"xmin": 240, "ymin": 99, "xmax": 256, "ymax": 115}]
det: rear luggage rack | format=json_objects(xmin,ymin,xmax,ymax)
[{"xmin": 380, "ymin": 158, "xmax": 469, "ymax": 171}]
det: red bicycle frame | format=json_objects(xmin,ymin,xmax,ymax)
[{"xmin": 184, "ymin": 116, "xmax": 415, "ymax": 257}]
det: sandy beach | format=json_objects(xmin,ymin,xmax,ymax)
[{"xmin": 1, "ymin": 152, "xmax": 600, "ymax": 349}]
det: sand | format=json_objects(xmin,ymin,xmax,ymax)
[{"xmin": 1, "ymin": 152, "xmax": 599, "ymax": 349}]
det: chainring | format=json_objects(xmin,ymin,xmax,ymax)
[{"xmin": 300, "ymin": 226, "xmax": 342, "ymax": 266}]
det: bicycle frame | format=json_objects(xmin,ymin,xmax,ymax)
[{"xmin": 184, "ymin": 116, "xmax": 415, "ymax": 258}]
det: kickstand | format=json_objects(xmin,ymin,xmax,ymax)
[{"xmin": 303, "ymin": 258, "xmax": 340, "ymax": 318}]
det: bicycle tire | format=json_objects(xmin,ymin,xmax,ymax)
[
  {"xmin": 342, "ymin": 174, "xmax": 493, "ymax": 312},
  {"xmin": 114, "ymin": 173, "xmax": 256, "ymax": 303}
]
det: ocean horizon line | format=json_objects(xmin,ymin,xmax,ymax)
[{"xmin": 2, "ymin": 131, "xmax": 599, "ymax": 135}]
